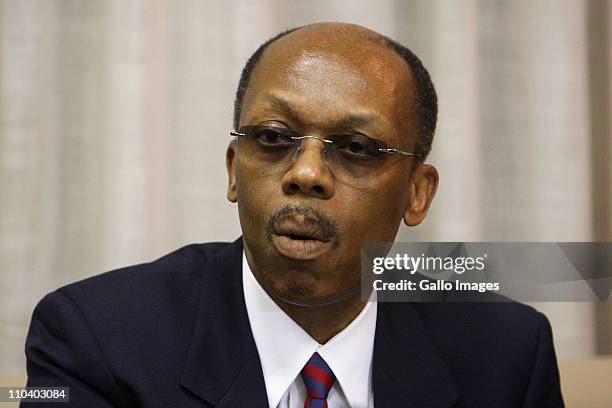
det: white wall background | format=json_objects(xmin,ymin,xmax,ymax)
[{"xmin": 1, "ymin": 0, "xmax": 610, "ymax": 375}]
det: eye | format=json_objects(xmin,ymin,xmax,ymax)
[
  {"xmin": 346, "ymin": 140, "xmax": 368, "ymax": 155},
  {"xmin": 252, "ymin": 125, "xmax": 295, "ymax": 147},
  {"xmin": 333, "ymin": 134, "xmax": 382, "ymax": 158}
]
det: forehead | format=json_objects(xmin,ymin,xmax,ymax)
[{"xmin": 240, "ymin": 26, "xmax": 417, "ymax": 146}]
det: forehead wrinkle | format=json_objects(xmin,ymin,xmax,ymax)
[{"xmin": 258, "ymin": 92, "xmax": 388, "ymax": 132}]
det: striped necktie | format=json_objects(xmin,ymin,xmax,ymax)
[{"xmin": 300, "ymin": 352, "xmax": 336, "ymax": 408}]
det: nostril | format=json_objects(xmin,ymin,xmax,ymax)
[
  {"xmin": 289, "ymin": 183, "xmax": 301, "ymax": 193},
  {"xmin": 312, "ymin": 185, "xmax": 324, "ymax": 194}
]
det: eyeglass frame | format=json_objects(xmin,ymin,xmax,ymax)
[{"xmin": 229, "ymin": 123, "xmax": 421, "ymax": 158}]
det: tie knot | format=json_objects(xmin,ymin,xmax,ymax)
[{"xmin": 300, "ymin": 352, "xmax": 336, "ymax": 402}]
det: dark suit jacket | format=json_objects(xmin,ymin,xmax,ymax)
[{"xmin": 23, "ymin": 238, "xmax": 564, "ymax": 407}]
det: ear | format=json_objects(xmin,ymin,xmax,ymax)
[
  {"xmin": 403, "ymin": 163, "xmax": 439, "ymax": 226},
  {"xmin": 226, "ymin": 141, "xmax": 238, "ymax": 203}
]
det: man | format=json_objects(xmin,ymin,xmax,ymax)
[{"xmin": 23, "ymin": 23, "xmax": 564, "ymax": 407}]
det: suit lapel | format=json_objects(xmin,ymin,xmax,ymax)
[
  {"xmin": 180, "ymin": 237, "xmax": 269, "ymax": 407},
  {"xmin": 373, "ymin": 302, "xmax": 460, "ymax": 408}
]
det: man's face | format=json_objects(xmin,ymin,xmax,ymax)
[{"xmin": 227, "ymin": 24, "xmax": 437, "ymax": 307}]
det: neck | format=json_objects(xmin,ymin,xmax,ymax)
[{"xmin": 274, "ymin": 292, "xmax": 367, "ymax": 344}]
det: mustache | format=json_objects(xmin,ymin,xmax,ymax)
[{"xmin": 267, "ymin": 205, "xmax": 341, "ymax": 246}]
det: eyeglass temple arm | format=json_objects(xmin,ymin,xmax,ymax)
[
  {"xmin": 378, "ymin": 148, "xmax": 420, "ymax": 157},
  {"xmin": 230, "ymin": 131, "xmax": 244, "ymax": 137}
]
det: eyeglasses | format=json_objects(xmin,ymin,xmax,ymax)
[{"xmin": 230, "ymin": 120, "xmax": 420, "ymax": 181}]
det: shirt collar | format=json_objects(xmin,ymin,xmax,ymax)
[{"xmin": 242, "ymin": 252, "xmax": 377, "ymax": 408}]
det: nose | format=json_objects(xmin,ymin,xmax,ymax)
[{"xmin": 281, "ymin": 138, "xmax": 335, "ymax": 198}]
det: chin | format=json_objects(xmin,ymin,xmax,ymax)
[
  {"xmin": 271, "ymin": 273, "xmax": 359, "ymax": 307},
  {"xmin": 274, "ymin": 270, "xmax": 322, "ymax": 305}
]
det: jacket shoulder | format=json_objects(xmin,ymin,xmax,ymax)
[
  {"xmin": 39, "ymin": 242, "xmax": 233, "ymax": 370},
  {"xmin": 43, "ymin": 241, "xmax": 234, "ymax": 352}
]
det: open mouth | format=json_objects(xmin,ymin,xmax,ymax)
[{"xmin": 284, "ymin": 233, "xmax": 318, "ymax": 240}]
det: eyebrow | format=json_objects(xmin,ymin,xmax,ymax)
[{"xmin": 262, "ymin": 93, "xmax": 384, "ymax": 130}]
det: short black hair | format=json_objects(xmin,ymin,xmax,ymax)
[{"xmin": 233, "ymin": 26, "xmax": 437, "ymax": 160}]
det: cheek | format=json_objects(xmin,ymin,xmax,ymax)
[
  {"xmin": 235, "ymin": 153, "xmax": 283, "ymax": 201},
  {"xmin": 338, "ymin": 179, "xmax": 408, "ymax": 242},
  {"xmin": 234, "ymin": 160, "xmax": 280, "ymax": 234}
]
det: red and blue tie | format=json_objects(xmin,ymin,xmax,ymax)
[{"xmin": 300, "ymin": 352, "xmax": 336, "ymax": 408}]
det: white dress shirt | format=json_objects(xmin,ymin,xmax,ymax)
[{"xmin": 242, "ymin": 253, "xmax": 377, "ymax": 408}]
